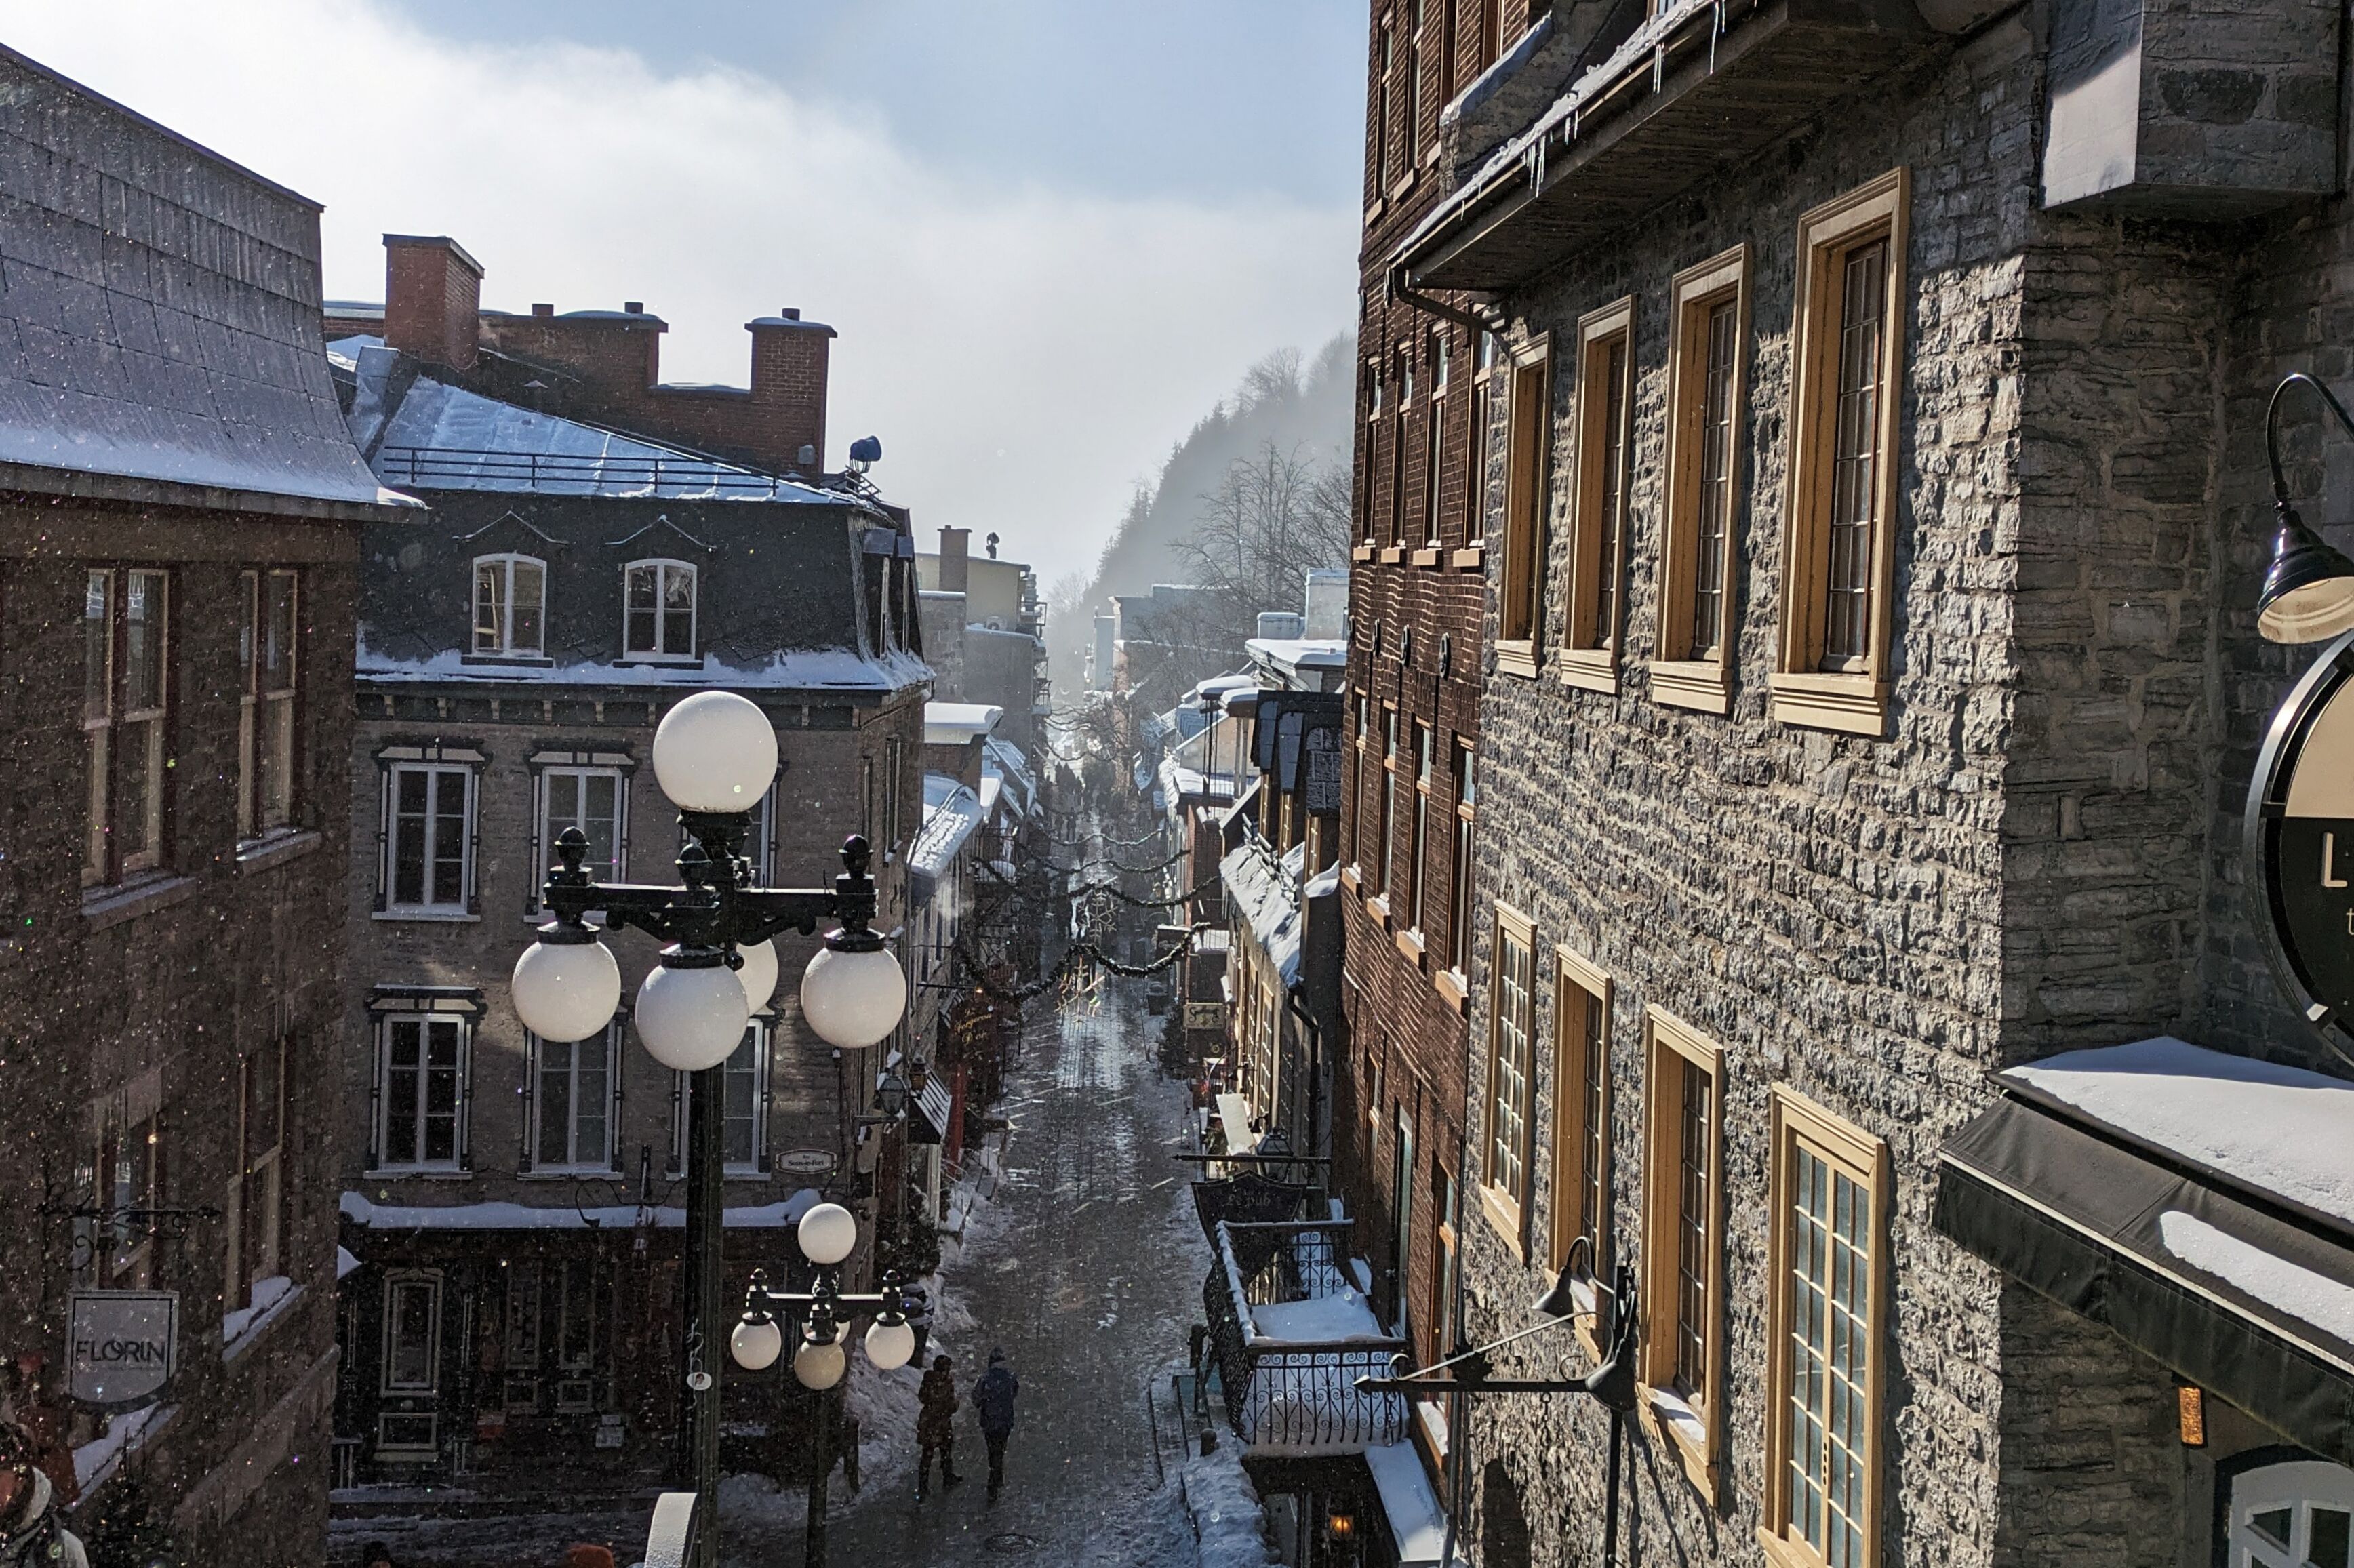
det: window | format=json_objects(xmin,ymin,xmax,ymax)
[
  {"xmin": 1437, "ymin": 0, "xmax": 1459, "ymax": 101},
  {"xmin": 1360, "ymin": 365, "xmax": 1385, "ymax": 545},
  {"xmin": 886, "ymin": 738, "xmax": 906, "ymax": 851},
  {"xmin": 532, "ymin": 1029, "xmax": 616, "ymax": 1172},
  {"xmin": 1422, "ymin": 374, "xmax": 1444, "ymax": 548},
  {"xmin": 1467, "ymin": 332, "xmax": 1497, "ymax": 547},
  {"xmin": 1373, "ymin": 706, "xmax": 1399, "ymax": 898},
  {"xmin": 540, "ymin": 766, "xmax": 627, "ymax": 887},
  {"xmin": 1639, "ymin": 1007, "xmax": 1724, "ymax": 1489},
  {"xmin": 1653, "ymin": 248, "xmax": 1749, "ymax": 714},
  {"xmin": 1774, "ymin": 168, "xmax": 1909, "ymax": 736},
  {"xmin": 1479, "ymin": 904, "xmax": 1536, "ymax": 1247},
  {"xmin": 105, "ymin": 1114, "xmax": 159, "ymax": 1287},
  {"xmin": 1390, "ymin": 1105, "xmax": 1416, "ymax": 1333},
  {"xmin": 1563, "ymin": 299, "xmax": 1635, "ymax": 691},
  {"xmin": 1349, "ymin": 692, "xmax": 1371, "ymax": 869},
  {"xmin": 1446, "ymin": 741, "xmax": 1476, "ymax": 973},
  {"xmin": 1478, "ymin": 0, "xmax": 1503, "ymax": 68},
  {"xmin": 473, "ymin": 553, "xmax": 546, "ymax": 658},
  {"xmin": 1762, "ymin": 1087, "xmax": 1888, "ymax": 1568},
  {"xmin": 1403, "ymin": 0, "xmax": 1424, "ymax": 172},
  {"xmin": 1374, "ymin": 12, "xmax": 1395, "ymax": 195},
  {"xmin": 381, "ymin": 1272, "xmax": 442, "ymax": 1394},
  {"xmin": 1549, "ymin": 950, "xmax": 1612, "ymax": 1341},
  {"xmin": 671, "ymin": 1026, "xmax": 769, "ymax": 1176},
  {"xmin": 235, "ymin": 569, "xmax": 300, "ymax": 839},
  {"xmin": 623, "ymin": 559, "xmax": 698, "ymax": 660},
  {"xmin": 1432, "ymin": 1163, "xmax": 1460, "ymax": 1362},
  {"xmin": 1497, "ymin": 339, "xmax": 1552, "ymax": 670},
  {"xmin": 233, "ymin": 1039, "xmax": 287, "ymax": 1304},
  {"xmin": 377, "ymin": 1015, "xmax": 467, "ymax": 1171},
  {"xmin": 1390, "ymin": 350, "xmax": 1411, "ymax": 545},
  {"xmin": 384, "ymin": 765, "xmax": 475, "ymax": 914},
  {"xmin": 2229, "ymin": 1462, "xmax": 2354, "ymax": 1568},
  {"xmin": 83, "ymin": 567, "xmax": 170, "ymax": 886},
  {"xmin": 1407, "ymin": 723, "xmax": 1433, "ymax": 935}
]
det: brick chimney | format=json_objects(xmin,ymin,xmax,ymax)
[
  {"xmin": 938, "ymin": 526, "xmax": 971, "ymax": 594},
  {"xmin": 383, "ymin": 235, "xmax": 483, "ymax": 371},
  {"xmin": 746, "ymin": 308, "xmax": 835, "ymax": 473}
]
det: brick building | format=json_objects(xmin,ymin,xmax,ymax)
[
  {"xmin": 321, "ymin": 239, "xmax": 932, "ymax": 1495},
  {"xmin": 0, "ymin": 46, "xmax": 401, "ymax": 1564},
  {"xmin": 1374, "ymin": 0, "xmax": 2354, "ymax": 1565}
]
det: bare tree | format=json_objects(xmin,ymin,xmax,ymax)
[{"xmin": 1161, "ymin": 439, "xmax": 1353, "ymax": 664}]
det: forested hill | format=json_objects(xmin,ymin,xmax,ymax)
[{"xmin": 1045, "ymin": 333, "xmax": 1355, "ymax": 694}]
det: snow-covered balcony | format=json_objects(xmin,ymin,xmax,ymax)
[{"xmin": 1203, "ymin": 1219, "xmax": 1408, "ymax": 1455}]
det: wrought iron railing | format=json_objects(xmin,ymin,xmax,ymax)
[
  {"xmin": 1202, "ymin": 1219, "xmax": 1408, "ymax": 1453},
  {"xmin": 376, "ymin": 446, "xmax": 804, "ymax": 498}
]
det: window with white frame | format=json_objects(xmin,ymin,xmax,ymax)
[
  {"xmin": 380, "ymin": 1272, "xmax": 443, "ymax": 1394},
  {"xmin": 671, "ymin": 1024, "xmax": 768, "ymax": 1176},
  {"xmin": 383, "ymin": 764, "xmax": 475, "ymax": 914},
  {"xmin": 376, "ymin": 1014, "xmax": 468, "ymax": 1171},
  {"xmin": 473, "ymin": 554, "xmax": 546, "ymax": 657},
  {"xmin": 623, "ymin": 559, "xmax": 697, "ymax": 660},
  {"xmin": 237, "ymin": 568, "xmax": 300, "ymax": 839},
  {"xmin": 540, "ymin": 765, "xmax": 627, "ymax": 888},
  {"xmin": 530, "ymin": 1028, "xmax": 616, "ymax": 1172}
]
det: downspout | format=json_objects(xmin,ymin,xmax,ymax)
[{"xmin": 1441, "ymin": 1112, "xmax": 1472, "ymax": 1568}]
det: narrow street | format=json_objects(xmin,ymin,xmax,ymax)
[{"xmin": 727, "ymin": 977, "xmax": 1218, "ymax": 1567}]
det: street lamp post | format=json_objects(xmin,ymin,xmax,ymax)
[
  {"xmin": 508, "ymin": 691, "xmax": 909, "ymax": 1568},
  {"xmin": 728, "ymin": 1201, "xmax": 919, "ymax": 1568}
]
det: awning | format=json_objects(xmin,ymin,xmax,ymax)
[
  {"xmin": 1935, "ymin": 1038, "xmax": 2354, "ymax": 1464},
  {"xmin": 908, "ymin": 1077, "xmax": 955, "ymax": 1146}
]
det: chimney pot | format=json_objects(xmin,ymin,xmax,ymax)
[
  {"xmin": 781, "ymin": 307, "xmax": 801, "ymax": 321},
  {"xmin": 382, "ymin": 234, "xmax": 484, "ymax": 372},
  {"xmin": 532, "ymin": 302, "xmax": 554, "ymax": 317},
  {"xmin": 624, "ymin": 301, "xmax": 644, "ymax": 315}
]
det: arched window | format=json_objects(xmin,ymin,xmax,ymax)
[
  {"xmin": 2231, "ymin": 1460, "xmax": 2354, "ymax": 1568},
  {"xmin": 623, "ymin": 559, "xmax": 697, "ymax": 660},
  {"xmin": 473, "ymin": 554, "xmax": 546, "ymax": 656}
]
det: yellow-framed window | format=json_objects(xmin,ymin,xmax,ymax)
[
  {"xmin": 1561, "ymin": 297, "xmax": 1635, "ymax": 692},
  {"xmin": 1548, "ymin": 948, "xmax": 1613, "ymax": 1324},
  {"xmin": 1478, "ymin": 903, "xmax": 1538, "ymax": 1249},
  {"xmin": 1639, "ymin": 1005, "xmax": 1725, "ymax": 1494},
  {"xmin": 1652, "ymin": 246, "xmax": 1750, "ymax": 715},
  {"xmin": 1496, "ymin": 336, "xmax": 1553, "ymax": 670}
]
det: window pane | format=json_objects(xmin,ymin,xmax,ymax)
[
  {"xmin": 84, "ymin": 571, "xmax": 112, "ymax": 722},
  {"xmin": 626, "ymin": 565, "xmax": 657, "ymax": 653},
  {"xmin": 2311, "ymin": 1508, "xmax": 2351, "ymax": 1568},
  {"xmin": 1593, "ymin": 338, "xmax": 1627, "ymax": 647},
  {"xmin": 431, "ymin": 770, "xmax": 467, "ymax": 905},
  {"xmin": 388, "ymin": 1281, "xmax": 437, "ymax": 1388},
  {"xmin": 1489, "ymin": 929, "xmax": 1532, "ymax": 1205},
  {"xmin": 475, "ymin": 561, "xmax": 504, "ymax": 653},
  {"xmin": 576, "ymin": 1032, "xmax": 608, "ymax": 1168},
  {"xmin": 511, "ymin": 559, "xmax": 545, "ymax": 654},
  {"xmin": 537, "ymin": 1042, "xmax": 573, "ymax": 1167},
  {"xmin": 1823, "ymin": 238, "xmax": 1888, "ymax": 669},
  {"xmin": 239, "ymin": 571, "xmax": 259, "ymax": 693},
  {"xmin": 386, "ymin": 1020, "xmax": 421, "ymax": 1162},
  {"xmin": 723, "ymin": 1029, "xmax": 759, "ymax": 1167},
  {"xmin": 264, "ymin": 573, "xmax": 296, "ymax": 695},
  {"xmin": 1692, "ymin": 298, "xmax": 1738, "ymax": 658},
  {"xmin": 423, "ymin": 1020, "xmax": 460, "ymax": 1164},
  {"xmin": 1675, "ymin": 1059, "xmax": 1711, "ymax": 1395},
  {"xmin": 119, "ymin": 718, "xmax": 157, "ymax": 861},
  {"xmin": 124, "ymin": 571, "xmax": 164, "ymax": 713},
  {"xmin": 662, "ymin": 565, "xmax": 694, "ymax": 656},
  {"xmin": 1579, "ymin": 989, "xmax": 1606, "ymax": 1251}
]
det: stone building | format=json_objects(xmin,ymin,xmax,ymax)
[
  {"xmin": 915, "ymin": 525, "xmax": 1050, "ymax": 757},
  {"xmin": 320, "ymin": 239, "xmax": 931, "ymax": 1495},
  {"xmin": 0, "ymin": 45, "xmax": 401, "ymax": 1564},
  {"xmin": 1363, "ymin": 0, "xmax": 2354, "ymax": 1565}
]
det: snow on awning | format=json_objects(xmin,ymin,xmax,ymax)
[
  {"xmin": 1220, "ymin": 841, "xmax": 1305, "ymax": 988},
  {"xmin": 1934, "ymin": 1037, "xmax": 2354, "ymax": 1465},
  {"xmin": 340, "ymin": 1188, "xmax": 822, "ymax": 1231},
  {"xmin": 909, "ymin": 775, "xmax": 986, "ymax": 888},
  {"xmin": 1363, "ymin": 1443, "xmax": 1469, "ymax": 1567}
]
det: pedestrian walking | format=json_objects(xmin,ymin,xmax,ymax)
[
  {"xmin": 0, "ymin": 1420, "xmax": 88, "ymax": 1568},
  {"xmin": 972, "ymin": 1347, "xmax": 1020, "ymax": 1504},
  {"xmin": 914, "ymin": 1354, "xmax": 962, "ymax": 1500}
]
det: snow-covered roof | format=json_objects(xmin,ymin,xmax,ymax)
[
  {"xmin": 1222, "ymin": 841, "xmax": 1306, "ymax": 988},
  {"xmin": 909, "ymin": 776, "xmax": 986, "ymax": 881},
  {"xmin": 1246, "ymin": 638, "xmax": 1348, "ymax": 670},
  {"xmin": 340, "ymin": 1188, "xmax": 823, "ymax": 1230},
  {"xmin": 983, "ymin": 738, "xmax": 1035, "ymax": 806},
  {"xmin": 339, "ymin": 340, "xmax": 839, "ymax": 503},
  {"xmin": 1364, "ymin": 1443, "xmax": 1470, "ymax": 1567},
  {"xmin": 2001, "ymin": 1037, "xmax": 2354, "ymax": 1231},
  {"xmin": 354, "ymin": 637, "xmax": 932, "ymax": 695},
  {"xmin": 924, "ymin": 701, "xmax": 1004, "ymax": 744}
]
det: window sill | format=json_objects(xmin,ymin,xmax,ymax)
[
  {"xmin": 1649, "ymin": 660, "xmax": 1733, "ymax": 716},
  {"xmin": 236, "ymin": 829, "xmax": 321, "ymax": 875},
  {"xmin": 1363, "ymin": 893, "xmax": 1392, "ymax": 931},
  {"xmin": 1768, "ymin": 670, "xmax": 1889, "ymax": 737},
  {"xmin": 1364, "ymin": 197, "xmax": 1386, "ymax": 228},
  {"xmin": 1433, "ymin": 967, "xmax": 1469, "ymax": 1014},
  {"xmin": 1411, "ymin": 546, "xmax": 1443, "ymax": 569},
  {"xmin": 1394, "ymin": 926, "xmax": 1426, "ymax": 966},
  {"xmin": 1557, "ymin": 647, "xmax": 1620, "ymax": 696},
  {"xmin": 81, "ymin": 874, "xmax": 197, "ymax": 932},
  {"xmin": 362, "ymin": 1168, "xmax": 475, "ymax": 1182},
  {"xmin": 1637, "ymin": 1383, "xmax": 1719, "ymax": 1498},
  {"xmin": 1757, "ymin": 1529, "xmax": 1827, "ymax": 1568},
  {"xmin": 223, "ymin": 1281, "xmax": 305, "ymax": 1365},
  {"xmin": 1389, "ymin": 172, "xmax": 1418, "ymax": 201},
  {"xmin": 462, "ymin": 653, "xmax": 555, "ymax": 668},
  {"xmin": 1352, "ymin": 543, "xmax": 1377, "ymax": 563},
  {"xmin": 1340, "ymin": 864, "xmax": 1362, "ymax": 895},
  {"xmin": 616, "ymin": 655, "xmax": 704, "ymax": 668},
  {"xmin": 1378, "ymin": 546, "xmax": 1407, "ymax": 565},
  {"xmin": 1476, "ymin": 1184, "xmax": 1525, "ymax": 1260},
  {"xmin": 1495, "ymin": 641, "xmax": 1539, "ymax": 680},
  {"xmin": 516, "ymin": 1169, "xmax": 620, "ymax": 1182},
  {"xmin": 374, "ymin": 908, "xmax": 483, "ymax": 923},
  {"xmin": 1452, "ymin": 544, "xmax": 1486, "ymax": 570}
]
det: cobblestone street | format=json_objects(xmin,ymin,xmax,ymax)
[{"xmin": 732, "ymin": 979, "xmax": 1215, "ymax": 1567}]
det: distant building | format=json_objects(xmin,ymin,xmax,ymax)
[
  {"xmin": 915, "ymin": 527, "xmax": 1050, "ymax": 755},
  {"xmin": 0, "ymin": 45, "xmax": 404, "ymax": 1563},
  {"xmin": 322, "ymin": 235, "xmax": 930, "ymax": 1494}
]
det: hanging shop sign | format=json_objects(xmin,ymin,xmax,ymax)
[
  {"xmin": 68, "ymin": 1290, "xmax": 178, "ymax": 1407},
  {"xmin": 2246, "ymin": 628, "xmax": 2354, "ymax": 1052},
  {"xmin": 775, "ymin": 1148, "xmax": 837, "ymax": 1180},
  {"xmin": 1184, "ymin": 1001, "xmax": 1226, "ymax": 1032}
]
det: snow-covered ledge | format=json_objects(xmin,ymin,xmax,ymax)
[
  {"xmin": 73, "ymin": 1401, "xmax": 176, "ymax": 1495},
  {"xmin": 222, "ymin": 1276, "xmax": 300, "ymax": 1363}
]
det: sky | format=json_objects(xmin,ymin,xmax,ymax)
[{"xmin": 3, "ymin": 0, "xmax": 1365, "ymax": 571}]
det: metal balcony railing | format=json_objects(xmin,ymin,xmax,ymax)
[{"xmin": 1202, "ymin": 1219, "xmax": 1408, "ymax": 1454}]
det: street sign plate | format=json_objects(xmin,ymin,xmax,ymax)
[{"xmin": 775, "ymin": 1148, "xmax": 836, "ymax": 1178}]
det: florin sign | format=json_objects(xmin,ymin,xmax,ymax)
[
  {"xmin": 2246, "ymin": 628, "xmax": 2354, "ymax": 1053},
  {"xmin": 68, "ymin": 1290, "xmax": 177, "ymax": 1406}
]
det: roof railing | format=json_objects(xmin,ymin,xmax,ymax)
[{"xmin": 376, "ymin": 445, "xmax": 806, "ymax": 498}]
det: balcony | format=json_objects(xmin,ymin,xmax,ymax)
[
  {"xmin": 1202, "ymin": 1220, "xmax": 1408, "ymax": 1455},
  {"xmin": 1398, "ymin": 0, "xmax": 1932, "ymax": 292}
]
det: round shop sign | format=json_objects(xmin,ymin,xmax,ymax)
[
  {"xmin": 68, "ymin": 1290, "xmax": 177, "ymax": 1407},
  {"xmin": 2247, "ymin": 628, "xmax": 2354, "ymax": 1051}
]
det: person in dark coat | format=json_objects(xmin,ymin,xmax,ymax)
[
  {"xmin": 0, "ymin": 1422, "xmax": 87, "ymax": 1568},
  {"xmin": 972, "ymin": 1347, "xmax": 1020, "ymax": 1504},
  {"xmin": 914, "ymin": 1354, "xmax": 961, "ymax": 1499}
]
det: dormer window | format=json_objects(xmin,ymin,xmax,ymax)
[
  {"xmin": 624, "ymin": 560, "xmax": 697, "ymax": 660},
  {"xmin": 473, "ymin": 555, "xmax": 546, "ymax": 657}
]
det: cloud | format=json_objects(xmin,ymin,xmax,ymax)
[{"xmin": 3, "ymin": 0, "xmax": 1357, "ymax": 566}]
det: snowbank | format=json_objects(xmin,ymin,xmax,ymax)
[{"xmin": 1178, "ymin": 1433, "xmax": 1281, "ymax": 1568}]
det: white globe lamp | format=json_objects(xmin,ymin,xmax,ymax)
[
  {"xmin": 730, "ymin": 1316, "xmax": 783, "ymax": 1371},
  {"xmin": 797, "ymin": 1202, "xmax": 858, "ymax": 1268},
  {"xmin": 864, "ymin": 1316, "xmax": 916, "ymax": 1373},
  {"xmin": 793, "ymin": 1330, "xmax": 847, "ymax": 1390},
  {"xmin": 734, "ymin": 939, "xmax": 779, "ymax": 1013},
  {"xmin": 511, "ymin": 937, "xmax": 622, "ymax": 1043},
  {"xmin": 799, "ymin": 944, "xmax": 907, "ymax": 1051},
  {"xmin": 635, "ymin": 952, "xmax": 751, "ymax": 1072},
  {"xmin": 652, "ymin": 691, "xmax": 778, "ymax": 813}
]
